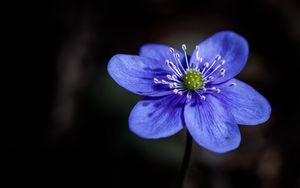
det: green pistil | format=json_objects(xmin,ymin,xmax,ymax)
[{"xmin": 182, "ymin": 70, "xmax": 204, "ymax": 90}]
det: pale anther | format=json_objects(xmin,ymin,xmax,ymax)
[
  {"xmin": 172, "ymin": 75, "xmax": 178, "ymax": 81},
  {"xmin": 215, "ymin": 55, "xmax": 221, "ymax": 61},
  {"xmin": 166, "ymin": 74, "xmax": 172, "ymax": 80},
  {"xmin": 153, "ymin": 78, "xmax": 160, "ymax": 84},
  {"xmin": 187, "ymin": 92, "xmax": 192, "ymax": 100},
  {"xmin": 169, "ymin": 48, "xmax": 174, "ymax": 53},
  {"xmin": 219, "ymin": 68, "xmax": 226, "ymax": 77}
]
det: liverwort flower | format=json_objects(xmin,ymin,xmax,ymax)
[{"xmin": 107, "ymin": 31, "xmax": 271, "ymax": 153}]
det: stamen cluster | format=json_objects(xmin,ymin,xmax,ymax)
[{"xmin": 153, "ymin": 44, "xmax": 232, "ymax": 100}]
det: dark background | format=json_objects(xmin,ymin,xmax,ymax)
[{"xmin": 3, "ymin": 0, "xmax": 300, "ymax": 187}]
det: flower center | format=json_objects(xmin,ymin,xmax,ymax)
[
  {"xmin": 153, "ymin": 44, "xmax": 232, "ymax": 100},
  {"xmin": 182, "ymin": 70, "xmax": 204, "ymax": 90}
]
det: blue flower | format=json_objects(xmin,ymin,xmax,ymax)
[{"xmin": 107, "ymin": 31, "xmax": 271, "ymax": 153}]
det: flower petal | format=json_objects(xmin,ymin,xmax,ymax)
[
  {"xmin": 190, "ymin": 31, "xmax": 249, "ymax": 83},
  {"xmin": 108, "ymin": 54, "xmax": 173, "ymax": 96},
  {"xmin": 139, "ymin": 44, "xmax": 184, "ymax": 62},
  {"xmin": 184, "ymin": 94, "xmax": 241, "ymax": 153},
  {"xmin": 129, "ymin": 95, "xmax": 185, "ymax": 138},
  {"xmin": 218, "ymin": 79, "xmax": 271, "ymax": 125}
]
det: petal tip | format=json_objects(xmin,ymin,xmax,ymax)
[
  {"xmin": 256, "ymin": 98, "xmax": 272, "ymax": 125},
  {"xmin": 107, "ymin": 54, "xmax": 124, "ymax": 77}
]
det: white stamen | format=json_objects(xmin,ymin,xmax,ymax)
[
  {"xmin": 166, "ymin": 74, "xmax": 182, "ymax": 84},
  {"xmin": 219, "ymin": 68, "xmax": 226, "ymax": 77},
  {"xmin": 215, "ymin": 54, "xmax": 221, "ymax": 61},
  {"xmin": 171, "ymin": 54, "xmax": 184, "ymax": 75},
  {"xmin": 207, "ymin": 86, "xmax": 220, "ymax": 93},
  {"xmin": 169, "ymin": 82, "xmax": 183, "ymax": 89},
  {"xmin": 187, "ymin": 92, "xmax": 192, "ymax": 100},
  {"xmin": 169, "ymin": 48, "xmax": 174, "ymax": 54},
  {"xmin": 153, "ymin": 78, "xmax": 161, "ymax": 84},
  {"xmin": 220, "ymin": 59, "xmax": 226, "ymax": 65},
  {"xmin": 174, "ymin": 53, "xmax": 186, "ymax": 73},
  {"xmin": 166, "ymin": 60, "xmax": 182, "ymax": 77},
  {"xmin": 195, "ymin": 90, "xmax": 206, "ymax": 100},
  {"xmin": 169, "ymin": 50, "xmax": 183, "ymax": 75},
  {"xmin": 172, "ymin": 74, "xmax": 179, "ymax": 82},
  {"xmin": 201, "ymin": 62, "xmax": 209, "ymax": 73},
  {"xmin": 203, "ymin": 55, "xmax": 223, "ymax": 77},
  {"xmin": 196, "ymin": 45, "xmax": 202, "ymax": 63},
  {"xmin": 204, "ymin": 64, "xmax": 221, "ymax": 79},
  {"xmin": 154, "ymin": 76, "xmax": 183, "ymax": 89},
  {"xmin": 182, "ymin": 44, "xmax": 190, "ymax": 70},
  {"xmin": 204, "ymin": 60, "xmax": 217, "ymax": 76},
  {"xmin": 166, "ymin": 74, "xmax": 172, "ymax": 80},
  {"xmin": 173, "ymin": 82, "xmax": 183, "ymax": 87},
  {"xmin": 169, "ymin": 83, "xmax": 174, "ymax": 88}
]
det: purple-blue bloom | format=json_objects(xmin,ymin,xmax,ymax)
[{"xmin": 107, "ymin": 31, "xmax": 271, "ymax": 153}]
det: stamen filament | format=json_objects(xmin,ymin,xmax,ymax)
[
  {"xmin": 169, "ymin": 48, "xmax": 184, "ymax": 75},
  {"xmin": 182, "ymin": 44, "xmax": 190, "ymax": 70},
  {"xmin": 174, "ymin": 53, "xmax": 186, "ymax": 73},
  {"xmin": 201, "ymin": 62, "xmax": 209, "ymax": 74},
  {"xmin": 166, "ymin": 60, "xmax": 183, "ymax": 77},
  {"xmin": 203, "ymin": 60, "xmax": 216, "ymax": 76},
  {"xmin": 195, "ymin": 90, "xmax": 206, "ymax": 100},
  {"xmin": 204, "ymin": 64, "xmax": 221, "ymax": 79}
]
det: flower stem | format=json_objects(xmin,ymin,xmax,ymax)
[{"xmin": 177, "ymin": 130, "xmax": 193, "ymax": 188}]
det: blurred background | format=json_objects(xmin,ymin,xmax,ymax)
[{"xmin": 3, "ymin": 0, "xmax": 300, "ymax": 187}]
